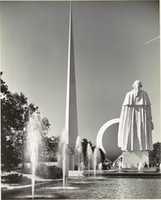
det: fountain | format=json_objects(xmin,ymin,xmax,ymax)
[
  {"xmin": 75, "ymin": 136, "xmax": 82, "ymax": 172},
  {"xmin": 58, "ymin": 130, "xmax": 80, "ymax": 189},
  {"xmin": 93, "ymin": 147, "xmax": 101, "ymax": 176},
  {"xmin": 138, "ymin": 162, "xmax": 143, "ymax": 172},
  {"xmin": 118, "ymin": 160, "xmax": 122, "ymax": 172},
  {"xmin": 27, "ymin": 111, "xmax": 43, "ymax": 199},
  {"xmin": 58, "ymin": 129, "xmax": 69, "ymax": 187},
  {"xmin": 98, "ymin": 162, "xmax": 103, "ymax": 170},
  {"xmin": 93, "ymin": 148, "xmax": 97, "ymax": 176},
  {"xmin": 62, "ymin": 143, "xmax": 68, "ymax": 187},
  {"xmin": 87, "ymin": 143, "xmax": 93, "ymax": 171}
]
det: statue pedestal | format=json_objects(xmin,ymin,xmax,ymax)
[{"xmin": 121, "ymin": 151, "xmax": 149, "ymax": 168}]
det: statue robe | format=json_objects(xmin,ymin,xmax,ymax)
[{"xmin": 118, "ymin": 89, "xmax": 153, "ymax": 151}]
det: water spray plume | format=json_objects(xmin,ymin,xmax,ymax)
[
  {"xmin": 75, "ymin": 136, "xmax": 82, "ymax": 171},
  {"xmin": 93, "ymin": 147, "xmax": 101, "ymax": 176},
  {"xmin": 87, "ymin": 143, "xmax": 92, "ymax": 171},
  {"xmin": 27, "ymin": 111, "xmax": 43, "ymax": 199}
]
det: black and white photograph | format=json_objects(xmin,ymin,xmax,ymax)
[{"xmin": 0, "ymin": 0, "xmax": 160, "ymax": 199}]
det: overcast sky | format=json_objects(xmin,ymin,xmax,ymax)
[{"xmin": 1, "ymin": 1, "xmax": 160, "ymax": 144}]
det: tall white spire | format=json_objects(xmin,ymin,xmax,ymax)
[
  {"xmin": 65, "ymin": 1, "xmax": 78, "ymax": 170},
  {"xmin": 65, "ymin": 1, "xmax": 72, "ymax": 138}
]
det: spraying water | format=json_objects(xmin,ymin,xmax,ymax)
[
  {"xmin": 160, "ymin": 163, "xmax": 161, "ymax": 172},
  {"xmin": 75, "ymin": 136, "xmax": 82, "ymax": 172},
  {"xmin": 62, "ymin": 143, "xmax": 68, "ymax": 187},
  {"xmin": 87, "ymin": 143, "xmax": 93, "ymax": 171},
  {"xmin": 59, "ymin": 129, "xmax": 69, "ymax": 187},
  {"xmin": 27, "ymin": 111, "xmax": 42, "ymax": 199},
  {"xmin": 118, "ymin": 160, "xmax": 122, "ymax": 172},
  {"xmin": 98, "ymin": 162, "xmax": 102, "ymax": 170},
  {"xmin": 93, "ymin": 147, "xmax": 101, "ymax": 176},
  {"xmin": 138, "ymin": 162, "xmax": 143, "ymax": 172}
]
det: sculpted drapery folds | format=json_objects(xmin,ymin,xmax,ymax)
[{"xmin": 118, "ymin": 80, "xmax": 153, "ymax": 152}]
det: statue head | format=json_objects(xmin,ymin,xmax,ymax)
[{"xmin": 132, "ymin": 80, "xmax": 142, "ymax": 96}]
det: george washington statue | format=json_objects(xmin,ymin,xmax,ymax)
[{"xmin": 118, "ymin": 80, "xmax": 153, "ymax": 168}]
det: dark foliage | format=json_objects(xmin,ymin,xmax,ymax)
[
  {"xmin": 39, "ymin": 136, "xmax": 59, "ymax": 162},
  {"xmin": 36, "ymin": 164, "xmax": 62, "ymax": 179},
  {"xmin": 81, "ymin": 138, "xmax": 88, "ymax": 167},
  {"xmin": 149, "ymin": 142, "xmax": 161, "ymax": 167},
  {"xmin": 1, "ymin": 172, "xmax": 23, "ymax": 183},
  {"xmin": 1, "ymin": 79, "xmax": 28, "ymax": 170},
  {"xmin": 1, "ymin": 77, "xmax": 43, "ymax": 171}
]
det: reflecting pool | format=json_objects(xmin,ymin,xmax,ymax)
[{"xmin": 3, "ymin": 176, "xmax": 161, "ymax": 199}]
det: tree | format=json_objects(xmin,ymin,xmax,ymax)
[
  {"xmin": 39, "ymin": 136, "xmax": 59, "ymax": 162},
  {"xmin": 1, "ymin": 78, "xmax": 39, "ymax": 170}
]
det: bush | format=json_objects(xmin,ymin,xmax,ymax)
[
  {"xmin": 2, "ymin": 172, "xmax": 23, "ymax": 183},
  {"xmin": 36, "ymin": 163, "xmax": 62, "ymax": 179},
  {"xmin": 2, "ymin": 172, "xmax": 31, "ymax": 184}
]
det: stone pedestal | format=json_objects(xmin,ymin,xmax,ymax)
[{"xmin": 121, "ymin": 151, "xmax": 149, "ymax": 168}]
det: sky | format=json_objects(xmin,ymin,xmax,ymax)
[{"xmin": 0, "ymin": 1, "xmax": 160, "ymax": 144}]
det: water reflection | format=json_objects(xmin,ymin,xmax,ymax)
[{"xmin": 3, "ymin": 177, "xmax": 161, "ymax": 199}]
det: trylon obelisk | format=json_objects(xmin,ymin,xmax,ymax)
[{"xmin": 65, "ymin": 1, "xmax": 78, "ymax": 170}]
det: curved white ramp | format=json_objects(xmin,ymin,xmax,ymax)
[{"xmin": 96, "ymin": 118, "xmax": 122, "ymax": 161}]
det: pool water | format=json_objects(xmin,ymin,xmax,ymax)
[{"xmin": 3, "ymin": 176, "xmax": 161, "ymax": 199}]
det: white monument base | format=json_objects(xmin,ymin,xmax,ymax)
[{"xmin": 121, "ymin": 151, "xmax": 149, "ymax": 169}]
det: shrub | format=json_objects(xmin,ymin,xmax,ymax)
[
  {"xmin": 36, "ymin": 163, "xmax": 62, "ymax": 179},
  {"xmin": 2, "ymin": 172, "xmax": 23, "ymax": 183}
]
